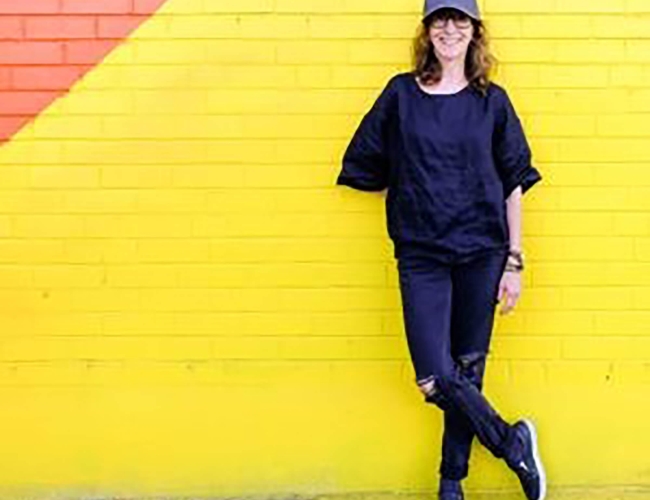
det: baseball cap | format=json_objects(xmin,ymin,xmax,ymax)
[{"xmin": 422, "ymin": 0, "xmax": 481, "ymax": 22}]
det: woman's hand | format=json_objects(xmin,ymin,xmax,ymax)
[{"xmin": 497, "ymin": 270, "xmax": 521, "ymax": 315}]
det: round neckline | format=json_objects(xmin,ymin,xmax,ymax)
[{"xmin": 411, "ymin": 75, "xmax": 470, "ymax": 97}]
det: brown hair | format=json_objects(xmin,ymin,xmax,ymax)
[{"xmin": 411, "ymin": 16, "xmax": 496, "ymax": 96}]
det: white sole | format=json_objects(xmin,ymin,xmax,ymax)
[{"xmin": 521, "ymin": 418, "xmax": 546, "ymax": 500}]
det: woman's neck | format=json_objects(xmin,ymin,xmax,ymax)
[{"xmin": 438, "ymin": 57, "xmax": 468, "ymax": 88}]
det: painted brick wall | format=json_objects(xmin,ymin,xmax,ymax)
[
  {"xmin": 0, "ymin": 0, "xmax": 166, "ymax": 141},
  {"xmin": 0, "ymin": 0, "xmax": 649, "ymax": 497}
]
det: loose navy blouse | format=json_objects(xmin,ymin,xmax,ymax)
[{"xmin": 336, "ymin": 71, "xmax": 542, "ymax": 263}]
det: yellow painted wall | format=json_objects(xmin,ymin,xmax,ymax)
[{"xmin": 1, "ymin": 0, "xmax": 649, "ymax": 497}]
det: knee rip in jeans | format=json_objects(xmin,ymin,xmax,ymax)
[
  {"xmin": 416, "ymin": 374, "xmax": 437, "ymax": 396},
  {"xmin": 416, "ymin": 374, "xmax": 451, "ymax": 410},
  {"xmin": 457, "ymin": 351, "xmax": 488, "ymax": 389},
  {"xmin": 415, "ymin": 352, "xmax": 487, "ymax": 407}
]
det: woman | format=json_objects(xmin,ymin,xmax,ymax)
[{"xmin": 335, "ymin": 1, "xmax": 546, "ymax": 499}]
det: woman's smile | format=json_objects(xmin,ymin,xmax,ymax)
[{"xmin": 439, "ymin": 37, "xmax": 463, "ymax": 45}]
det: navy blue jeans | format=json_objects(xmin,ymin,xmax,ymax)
[{"xmin": 397, "ymin": 246, "xmax": 517, "ymax": 480}]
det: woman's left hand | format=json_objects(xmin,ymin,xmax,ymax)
[{"xmin": 497, "ymin": 270, "xmax": 521, "ymax": 315}]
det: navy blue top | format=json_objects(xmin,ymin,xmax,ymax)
[{"xmin": 336, "ymin": 71, "xmax": 542, "ymax": 263}]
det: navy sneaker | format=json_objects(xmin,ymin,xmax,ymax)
[
  {"xmin": 438, "ymin": 478, "xmax": 464, "ymax": 500},
  {"xmin": 506, "ymin": 419, "xmax": 546, "ymax": 500}
]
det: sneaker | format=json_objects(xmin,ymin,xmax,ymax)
[
  {"xmin": 438, "ymin": 478, "xmax": 464, "ymax": 500},
  {"xmin": 506, "ymin": 418, "xmax": 546, "ymax": 500}
]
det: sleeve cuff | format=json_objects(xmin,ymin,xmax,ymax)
[
  {"xmin": 336, "ymin": 174, "xmax": 387, "ymax": 192},
  {"xmin": 503, "ymin": 165, "xmax": 542, "ymax": 199}
]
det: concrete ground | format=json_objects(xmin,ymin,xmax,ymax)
[
  {"xmin": 2, "ymin": 488, "xmax": 650, "ymax": 500},
  {"xmin": 204, "ymin": 489, "xmax": 650, "ymax": 500},
  {"xmin": 313, "ymin": 489, "xmax": 650, "ymax": 500}
]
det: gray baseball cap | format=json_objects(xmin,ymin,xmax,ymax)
[{"xmin": 422, "ymin": 0, "xmax": 481, "ymax": 22}]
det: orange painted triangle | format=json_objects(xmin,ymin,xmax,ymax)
[{"xmin": 0, "ymin": 0, "xmax": 168, "ymax": 143}]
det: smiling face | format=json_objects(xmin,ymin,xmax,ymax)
[{"xmin": 426, "ymin": 8, "xmax": 474, "ymax": 63}]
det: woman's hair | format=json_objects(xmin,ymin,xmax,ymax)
[{"xmin": 411, "ymin": 16, "xmax": 496, "ymax": 96}]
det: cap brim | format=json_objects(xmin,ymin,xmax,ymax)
[{"xmin": 422, "ymin": 5, "xmax": 480, "ymax": 22}]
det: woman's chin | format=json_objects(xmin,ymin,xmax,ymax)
[{"xmin": 435, "ymin": 49, "xmax": 465, "ymax": 62}]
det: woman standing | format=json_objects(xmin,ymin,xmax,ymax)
[{"xmin": 336, "ymin": 1, "xmax": 546, "ymax": 499}]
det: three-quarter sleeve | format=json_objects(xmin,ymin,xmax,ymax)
[
  {"xmin": 492, "ymin": 87, "xmax": 542, "ymax": 199},
  {"xmin": 336, "ymin": 76, "xmax": 397, "ymax": 192}
]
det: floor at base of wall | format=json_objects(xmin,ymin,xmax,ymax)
[
  {"xmin": 314, "ymin": 488, "xmax": 650, "ymax": 500},
  {"xmin": 2, "ymin": 488, "xmax": 650, "ymax": 500}
]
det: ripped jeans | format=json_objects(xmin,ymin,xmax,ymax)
[{"xmin": 397, "ymin": 246, "xmax": 517, "ymax": 481}]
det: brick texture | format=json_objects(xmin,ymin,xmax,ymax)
[
  {"xmin": 0, "ymin": 0, "xmax": 649, "ymax": 495},
  {"xmin": 0, "ymin": 0, "xmax": 167, "ymax": 141}
]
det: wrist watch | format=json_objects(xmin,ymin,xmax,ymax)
[{"xmin": 506, "ymin": 249, "xmax": 524, "ymax": 272}]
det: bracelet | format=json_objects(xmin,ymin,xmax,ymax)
[{"xmin": 506, "ymin": 249, "xmax": 524, "ymax": 272}]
